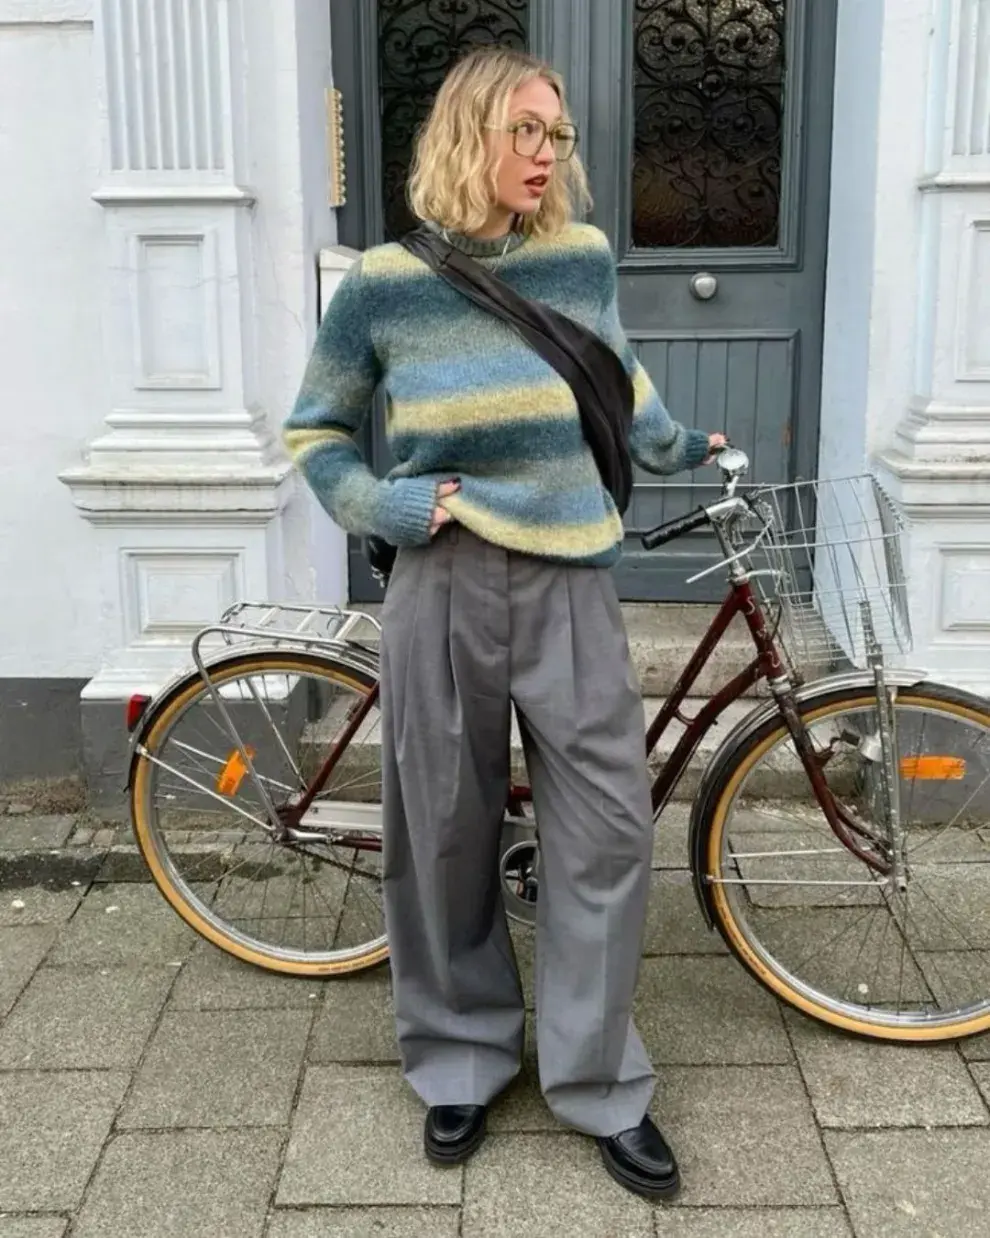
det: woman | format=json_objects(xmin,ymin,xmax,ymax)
[{"xmin": 283, "ymin": 46, "xmax": 725, "ymax": 1200}]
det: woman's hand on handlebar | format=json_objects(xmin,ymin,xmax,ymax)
[{"xmin": 703, "ymin": 433, "xmax": 728, "ymax": 466}]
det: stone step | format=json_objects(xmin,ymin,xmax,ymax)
[
  {"xmin": 302, "ymin": 695, "xmax": 805, "ymax": 803},
  {"xmin": 351, "ymin": 602, "xmax": 762, "ymax": 698},
  {"xmin": 622, "ymin": 603, "xmax": 761, "ymax": 698}
]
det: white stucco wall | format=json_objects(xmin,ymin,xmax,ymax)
[
  {"xmin": 0, "ymin": 4, "xmax": 108, "ymax": 678},
  {"xmin": 0, "ymin": 0, "xmax": 343, "ymax": 690}
]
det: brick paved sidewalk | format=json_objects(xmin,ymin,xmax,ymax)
[{"xmin": 3, "ymin": 807, "xmax": 990, "ymax": 1236}]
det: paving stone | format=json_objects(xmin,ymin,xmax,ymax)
[
  {"xmin": 656, "ymin": 1066, "xmax": 836, "ymax": 1206},
  {"xmin": 642, "ymin": 869, "xmax": 727, "ymax": 955},
  {"xmin": 826, "ymin": 1128, "xmax": 990, "ymax": 1237},
  {"xmin": 278, "ymin": 1067, "xmax": 461, "ymax": 1206},
  {"xmin": 0, "ymin": 1071, "xmax": 128, "ymax": 1211},
  {"xmin": 916, "ymin": 952, "xmax": 990, "ymax": 1059},
  {"xmin": 732, "ymin": 829, "xmax": 885, "ymax": 910},
  {"xmin": 488, "ymin": 1057, "xmax": 555, "ymax": 1132},
  {"xmin": 786, "ymin": 1009, "xmax": 988, "ymax": 1128},
  {"xmin": 0, "ymin": 1222, "xmax": 69, "ymax": 1238},
  {"xmin": 0, "ymin": 926, "xmax": 56, "ymax": 1017},
  {"xmin": 647, "ymin": 1210, "xmax": 853, "ymax": 1237},
  {"xmin": 509, "ymin": 921, "xmax": 535, "ymax": 1009},
  {"xmin": 169, "ymin": 942, "xmax": 324, "ymax": 1010},
  {"xmin": 0, "ymin": 884, "xmax": 85, "ymax": 927},
  {"xmin": 119, "ymin": 1007, "xmax": 312, "ymax": 1129},
  {"xmin": 73, "ymin": 1129, "xmax": 281, "ymax": 1238},
  {"xmin": 881, "ymin": 865, "xmax": 990, "ymax": 950},
  {"xmin": 209, "ymin": 852, "xmax": 351, "ymax": 955},
  {"xmin": 0, "ymin": 966, "xmax": 172, "ymax": 1069},
  {"xmin": 0, "ymin": 816, "xmax": 75, "ymax": 852},
  {"xmin": 46, "ymin": 882, "xmax": 200, "ymax": 968},
  {"xmin": 266, "ymin": 1208, "xmax": 461, "ymax": 1238},
  {"xmin": 634, "ymin": 956, "xmax": 792, "ymax": 1065},
  {"xmin": 0, "ymin": 851, "xmax": 103, "ymax": 894},
  {"xmin": 462, "ymin": 1133, "xmax": 653, "ymax": 1237},
  {"xmin": 741, "ymin": 907, "xmax": 933, "ymax": 1009},
  {"xmin": 310, "ymin": 972, "xmax": 398, "ymax": 1063},
  {"xmin": 94, "ymin": 846, "xmax": 159, "ymax": 882},
  {"xmin": 653, "ymin": 804, "xmax": 691, "ymax": 870},
  {"xmin": 962, "ymin": 1062, "xmax": 990, "ymax": 1113}
]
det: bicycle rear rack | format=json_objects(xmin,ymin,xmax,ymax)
[{"xmin": 190, "ymin": 602, "xmax": 382, "ymax": 671}]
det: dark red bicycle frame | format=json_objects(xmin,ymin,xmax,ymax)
[{"xmin": 284, "ymin": 575, "xmax": 887, "ymax": 874}]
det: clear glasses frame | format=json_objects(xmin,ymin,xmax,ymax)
[{"xmin": 489, "ymin": 118, "xmax": 579, "ymax": 161}]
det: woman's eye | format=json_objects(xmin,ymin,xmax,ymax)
[{"xmin": 516, "ymin": 121, "xmax": 540, "ymax": 137}]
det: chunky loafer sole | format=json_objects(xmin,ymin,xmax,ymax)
[
  {"xmin": 424, "ymin": 1115, "xmax": 487, "ymax": 1166},
  {"xmin": 597, "ymin": 1139, "xmax": 681, "ymax": 1201}
]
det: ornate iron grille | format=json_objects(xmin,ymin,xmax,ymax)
[
  {"xmin": 632, "ymin": 0, "xmax": 787, "ymax": 248},
  {"xmin": 378, "ymin": 0, "xmax": 530, "ymax": 240}
]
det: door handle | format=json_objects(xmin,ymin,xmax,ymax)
[{"xmin": 689, "ymin": 272, "xmax": 718, "ymax": 301}]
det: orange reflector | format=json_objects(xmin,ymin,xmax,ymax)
[
  {"xmin": 216, "ymin": 747, "xmax": 255, "ymax": 797},
  {"xmin": 900, "ymin": 756, "xmax": 966, "ymax": 781}
]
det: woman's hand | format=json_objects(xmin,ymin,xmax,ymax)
[
  {"xmin": 429, "ymin": 480, "xmax": 461, "ymax": 537},
  {"xmin": 703, "ymin": 432, "xmax": 728, "ymax": 466}
]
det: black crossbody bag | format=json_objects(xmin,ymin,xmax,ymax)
[{"xmin": 364, "ymin": 224, "xmax": 634, "ymax": 584}]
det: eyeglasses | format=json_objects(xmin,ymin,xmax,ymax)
[{"xmin": 489, "ymin": 118, "xmax": 579, "ymax": 161}]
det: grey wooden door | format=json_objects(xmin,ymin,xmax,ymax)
[
  {"xmin": 331, "ymin": 0, "xmax": 836, "ymax": 602},
  {"xmin": 584, "ymin": 0, "xmax": 837, "ymax": 599}
]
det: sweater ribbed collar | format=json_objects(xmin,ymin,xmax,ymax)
[{"xmin": 422, "ymin": 217, "xmax": 527, "ymax": 260}]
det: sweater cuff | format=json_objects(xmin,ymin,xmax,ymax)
[
  {"xmin": 683, "ymin": 429, "xmax": 712, "ymax": 469},
  {"xmin": 378, "ymin": 476, "xmax": 437, "ymax": 546}
]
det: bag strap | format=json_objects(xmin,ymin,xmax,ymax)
[{"xmin": 400, "ymin": 226, "xmax": 634, "ymax": 512}]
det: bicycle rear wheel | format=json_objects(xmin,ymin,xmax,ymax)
[
  {"xmin": 130, "ymin": 650, "xmax": 387, "ymax": 976},
  {"xmin": 698, "ymin": 680, "xmax": 990, "ymax": 1040}
]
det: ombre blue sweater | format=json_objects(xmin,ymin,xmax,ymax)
[{"xmin": 283, "ymin": 221, "xmax": 709, "ymax": 566}]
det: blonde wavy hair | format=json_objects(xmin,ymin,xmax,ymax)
[{"xmin": 407, "ymin": 46, "xmax": 591, "ymax": 240}]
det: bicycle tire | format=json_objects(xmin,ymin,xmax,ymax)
[
  {"xmin": 130, "ymin": 649, "xmax": 389, "ymax": 977},
  {"xmin": 695, "ymin": 679, "xmax": 990, "ymax": 1041}
]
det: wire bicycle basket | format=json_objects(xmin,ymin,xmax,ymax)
[{"xmin": 736, "ymin": 474, "xmax": 911, "ymax": 678}]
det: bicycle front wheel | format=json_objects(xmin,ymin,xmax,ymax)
[
  {"xmin": 130, "ymin": 650, "xmax": 387, "ymax": 976},
  {"xmin": 699, "ymin": 680, "xmax": 990, "ymax": 1040}
]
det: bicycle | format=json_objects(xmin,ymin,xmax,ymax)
[{"xmin": 125, "ymin": 447, "xmax": 990, "ymax": 1042}]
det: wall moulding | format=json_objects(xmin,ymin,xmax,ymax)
[
  {"xmin": 92, "ymin": 185, "xmax": 256, "ymax": 205},
  {"xmin": 956, "ymin": 215, "xmax": 990, "ymax": 381},
  {"xmin": 0, "ymin": 1, "xmax": 93, "ymax": 22}
]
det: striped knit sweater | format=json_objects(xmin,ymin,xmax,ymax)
[{"xmin": 283, "ymin": 221, "xmax": 710, "ymax": 567}]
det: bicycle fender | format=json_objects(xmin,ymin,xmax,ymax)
[
  {"xmin": 124, "ymin": 641, "xmax": 381, "ymax": 790},
  {"xmin": 686, "ymin": 667, "xmax": 931, "ymax": 928}
]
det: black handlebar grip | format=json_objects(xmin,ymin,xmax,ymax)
[{"xmin": 640, "ymin": 506, "xmax": 710, "ymax": 551}]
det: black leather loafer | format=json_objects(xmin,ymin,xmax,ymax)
[
  {"xmin": 424, "ymin": 1104, "xmax": 487, "ymax": 1165},
  {"xmin": 596, "ymin": 1115, "xmax": 681, "ymax": 1200}
]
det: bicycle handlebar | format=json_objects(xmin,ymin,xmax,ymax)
[{"xmin": 640, "ymin": 506, "xmax": 710, "ymax": 550}]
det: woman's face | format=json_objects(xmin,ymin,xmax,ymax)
[{"xmin": 490, "ymin": 76, "xmax": 562, "ymax": 219}]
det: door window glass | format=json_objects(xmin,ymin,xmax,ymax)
[
  {"xmin": 632, "ymin": 0, "xmax": 787, "ymax": 248},
  {"xmin": 378, "ymin": 0, "xmax": 530, "ymax": 240}
]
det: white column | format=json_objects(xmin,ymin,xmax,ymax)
[
  {"xmin": 875, "ymin": 0, "xmax": 990, "ymax": 692},
  {"xmin": 59, "ymin": 0, "xmax": 336, "ymax": 779}
]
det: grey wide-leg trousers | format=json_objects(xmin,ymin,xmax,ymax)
[{"xmin": 379, "ymin": 525, "xmax": 656, "ymax": 1137}]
